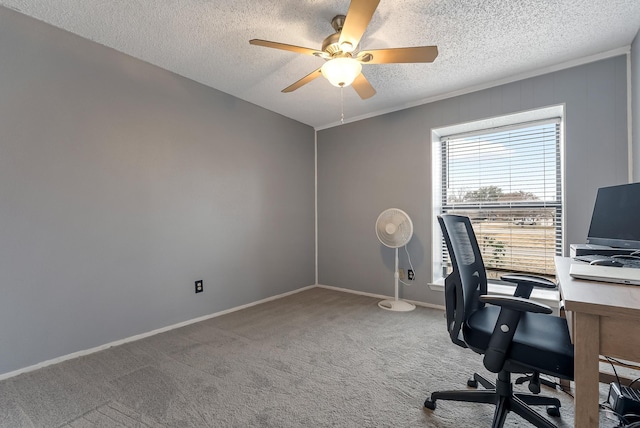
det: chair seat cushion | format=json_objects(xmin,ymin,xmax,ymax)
[{"xmin": 463, "ymin": 305, "xmax": 574, "ymax": 379}]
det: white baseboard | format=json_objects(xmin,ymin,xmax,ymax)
[
  {"xmin": 0, "ymin": 284, "xmax": 316, "ymax": 381},
  {"xmin": 316, "ymin": 284, "xmax": 445, "ymax": 311}
]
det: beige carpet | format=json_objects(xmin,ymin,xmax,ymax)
[{"xmin": 0, "ymin": 287, "xmax": 624, "ymax": 427}]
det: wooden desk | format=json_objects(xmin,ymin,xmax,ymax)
[{"xmin": 555, "ymin": 256, "xmax": 640, "ymax": 427}]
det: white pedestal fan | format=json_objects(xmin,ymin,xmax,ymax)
[{"xmin": 375, "ymin": 208, "xmax": 415, "ymax": 312}]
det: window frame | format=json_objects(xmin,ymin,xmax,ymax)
[{"xmin": 430, "ymin": 106, "xmax": 565, "ymax": 289}]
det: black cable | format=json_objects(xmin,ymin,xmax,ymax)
[
  {"xmin": 606, "ymin": 356, "xmax": 623, "ymax": 389},
  {"xmin": 600, "ymin": 401, "xmax": 628, "ymax": 426},
  {"xmin": 622, "ymin": 417, "xmax": 640, "ymax": 428},
  {"xmin": 605, "ymin": 356, "xmax": 640, "ymax": 372},
  {"xmin": 604, "ymin": 356, "xmax": 629, "ymax": 426},
  {"xmin": 606, "ymin": 357, "xmax": 640, "ymax": 372},
  {"xmin": 602, "ymin": 359, "xmax": 640, "ymax": 427},
  {"xmin": 603, "ymin": 357, "xmax": 640, "ymax": 384}
]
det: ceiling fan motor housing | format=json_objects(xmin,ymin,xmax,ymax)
[
  {"xmin": 323, "ymin": 15, "xmax": 355, "ymax": 57},
  {"xmin": 322, "ymin": 32, "xmax": 344, "ymax": 56}
]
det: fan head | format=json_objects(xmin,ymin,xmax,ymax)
[{"xmin": 375, "ymin": 208, "xmax": 413, "ymax": 248}]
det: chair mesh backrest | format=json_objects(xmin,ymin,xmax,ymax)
[{"xmin": 438, "ymin": 215, "xmax": 488, "ymax": 347}]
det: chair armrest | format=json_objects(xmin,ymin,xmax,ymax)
[
  {"xmin": 479, "ymin": 294, "xmax": 552, "ymax": 372},
  {"xmin": 501, "ymin": 274, "xmax": 556, "ymax": 289},
  {"xmin": 479, "ymin": 294, "xmax": 552, "ymax": 314},
  {"xmin": 500, "ymin": 274, "xmax": 557, "ymax": 298}
]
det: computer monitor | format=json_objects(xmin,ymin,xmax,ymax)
[{"xmin": 586, "ymin": 182, "xmax": 640, "ymax": 250}]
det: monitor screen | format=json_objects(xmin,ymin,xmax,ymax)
[{"xmin": 587, "ymin": 182, "xmax": 640, "ymax": 249}]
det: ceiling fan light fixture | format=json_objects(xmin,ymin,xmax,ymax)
[{"xmin": 321, "ymin": 57, "xmax": 362, "ymax": 87}]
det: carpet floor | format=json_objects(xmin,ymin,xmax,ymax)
[{"xmin": 0, "ymin": 287, "xmax": 625, "ymax": 427}]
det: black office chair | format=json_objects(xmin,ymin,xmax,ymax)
[{"xmin": 424, "ymin": 214, "xmax": 574, "ymax": 428}]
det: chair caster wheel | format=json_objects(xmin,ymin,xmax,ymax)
[
  {"xmin": 467, "ymin": 377, "xmax": 478, "ymax": 388},
  {"xmin": 546, "ymin": 405, "xmax": 560, "ymax": 417},
  {"xmin": 424, "ymin": 399, "xmax": 436, "ymax": 410}
]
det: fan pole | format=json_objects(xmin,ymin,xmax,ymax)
[
  {"xmin": 378, "ymin": 246, "xmax": 415, "ymax": 312},
  {"xmin": 394, "ymin": 247, "xmax": 399, "ymax": 301}
]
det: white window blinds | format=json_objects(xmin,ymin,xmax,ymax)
[{"xmin": 439, "ymin": 119, "xmax": 562, "ymax": 279}]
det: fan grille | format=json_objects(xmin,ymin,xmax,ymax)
[{"xmin": 375, "ymin": 208, "xmax": 413, "ymax": 248}]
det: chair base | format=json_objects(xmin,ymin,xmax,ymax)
[
  {"xmin": 425, "ymin": 371, "xmax": 561, "ymax": 428},
  {"xmin": 515, "ymin": 373, "xmax": 558, "ymax": 394}
]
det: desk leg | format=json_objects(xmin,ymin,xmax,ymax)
[{"xmin": 574, "ymin": 312, "xmax": 600, "ymax": 428}]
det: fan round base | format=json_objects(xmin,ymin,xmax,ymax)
[{"xmin": 377, "ymin": 299, "xmax": 416, "ymax": 312}]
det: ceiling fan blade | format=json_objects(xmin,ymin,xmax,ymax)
[
  {"xmin": 282, "ymin": 68, "xmax": 323, "ymax": 93},
  {"xmin": 250, "ymin": 39, "xmax": 322, "ymax": 56},
  {"xmin": 339, "ymin": 0, "xmax": 380, "ymax": 49},
  {"xmin": 352, "ymin": 73, "xmax": 376, "ymax": 99},
  {"xmin": 359, "ymin": 46, "xmax": 438, "ymax": 64}
]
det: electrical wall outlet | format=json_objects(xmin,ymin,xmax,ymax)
[
  {"xmin": 408, "ymin": 270, "xmax": 415, "ymax": 280},
  {"xmin": 195, "ymin": 280, "xmax": 203, "ymax": 293},
  {"xmin": 398, "ymin": 268, "xmax": 405, "ymax": 280}
]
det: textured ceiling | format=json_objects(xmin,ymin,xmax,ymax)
[{"xmin": 2, "ymin": 0, "xmax": 639, "ymax": 129}]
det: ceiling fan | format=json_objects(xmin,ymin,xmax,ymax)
[{"xmin": 249, "ymin": 0, "xmax": 438, "ymax": 100}]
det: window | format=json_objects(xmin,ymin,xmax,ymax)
[{"xmin": 433, "ymin": 111, "xmax": 563, "ymax": 282}]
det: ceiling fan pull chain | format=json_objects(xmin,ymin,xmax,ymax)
[{"xmin": 340, "ymin": 86, "xmax": 345, "ymax": 124}]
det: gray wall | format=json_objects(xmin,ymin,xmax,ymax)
[
  {"xmin": 632, "ymin": 29, "xmax": 640, "ymax": 180},
  {"xmin": 318, "ymin": 56, "xmax": 629, "ymax": 307},
  {"xmin": 0, "ymin": 8, "xmax": 315, "ymax": 375}
]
